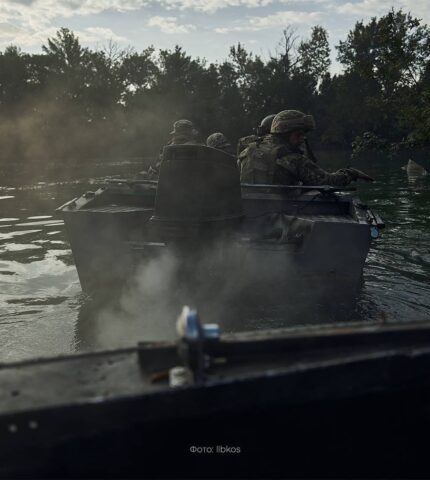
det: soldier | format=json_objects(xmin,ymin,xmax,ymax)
[
  {"xmin": 169, "ymin": 119, "xmax": 199, "ymax": 145},
  {"xmin": 206, "ymin": 132, "xmax": 233, "ymax": 154},
  {"xmin": 239, "ymin": 109, "xmax": 373, "ymax": 186},
  {"xmin": 139, "ymin": 119, "xmax": 199, "ymax": 179},
  {"xmin": 237, "ymin": 114, "xmax": 276, "ymax": 157}
]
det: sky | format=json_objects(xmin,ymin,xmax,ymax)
[{"xmin": 0, "ymin": 0, "xmax": 429, "ymax": 73}]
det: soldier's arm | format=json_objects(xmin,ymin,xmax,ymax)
[
  {"xmin": 278, "ymin": 154, "xmax": 353, "ymax": 186},
  {"xmin": 237, "ymin": 139, "xmax": 244, "ymax": 157}
]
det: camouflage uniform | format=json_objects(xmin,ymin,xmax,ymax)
[
  {"xmin": 239, "ymin": 136, "xmax": 275, "ymax": 183},
  {"xmin": 237, "ymin": 134, "xmax": 259, "ymax": 157},
  {"xmin": 239, "ymin": 110, "xmax": 353, "ymax": 186},
  {"xmin": 272, "ymin": 137, "xmax": 351, "ymax": 186},
  {"xmin": 237, "ymin": 114, "xmax": 276, "ymax": 160}
]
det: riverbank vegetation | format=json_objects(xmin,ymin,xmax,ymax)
[{"xmin": 0, "ymin": 8, "xmax": 429, "ymax": 164}]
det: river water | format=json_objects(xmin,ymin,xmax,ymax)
[{"xmin": 0, "ymin": 153, "xmax": 429, "ymax": 362}]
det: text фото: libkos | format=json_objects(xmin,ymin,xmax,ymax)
[{"xmin": 189, "ymin": 445, "xmax": 241, "ymax": 454}]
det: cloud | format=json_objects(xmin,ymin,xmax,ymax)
[
  {"xmin": 0, "ymin": 1, "xmax": 149, "ymax": 32},
  {"xmin": 160, "ymin": 0, "xmax": 273, "ymax": 14},
  {"xmin": 163, "ymin": 0, "xmax": 332, "ymax": 12},
  {"xmin": 215, "ymin": 10, "xmax": 323, "ymax": 33},
  {"xmin": 0, "ymin": 0, "xmax": 329, "ymax": 39},
  {"xmin": 1, "ymin": 0, "xmax": 429, "ymax": 57},
  {"xmin": 30, "ymin": 0, "xmax": 149, "ymax": 18},
  {"xmin": 0, "ymin": 24, "xmax": 125, "ymax": 49},
  {"xmin": 334, "ymin": 0, "xmax": 392, "ymax": 16},
  {"xmin": 280, "ymin": 0, "xmax": 329, "ymax": 3},
  {"xmin": 0, "ymin": 22, "xmax": 25, "ymax": 39},
  {"xmin": 406, "ymin": 0, "xmax": 430, "ymax": 23},
  {"xmin": 329, "ymin": 0, "xmax": 430, "ymax": 23},
  {"xmin": 0, "ymin": 24, "xmax": 60, "ymax": 48},
  {"xmin": 333, "ymin": 0, "xmax": 430, "ymax": 23},
  {"xmin": 0, "ymin": 0, "xmax": 276, "ymax": 27},
  {"xmin": 78, "ymin": 27, "xmax": 126, "ymax": 42},
  {"xmin": 147, "ymin": 15, "xmax": 196, "ymax": 33},
  {"xmin": 0, "ymin": 1, "xmax": 132, "ymax": 48}
]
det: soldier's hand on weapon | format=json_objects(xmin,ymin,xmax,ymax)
[{"xmin": 344, "ymin": 167, "xmax": 374, "ymax": 182}]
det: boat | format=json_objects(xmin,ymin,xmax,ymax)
[
  {"xmin": 58, "ymin": 145, "xmax": 384, "ymax": 303},
  {"xmin": 1, "ymin": 308, "xmax": 430, "ymax": 478}
]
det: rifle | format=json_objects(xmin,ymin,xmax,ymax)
[
  {"xmin": 304, "ymin": 138, "xmax": 318, "ymax": 164},
  {"xmin": 345, "ymin": 167, "xmax": 375, "ymax": 182}
]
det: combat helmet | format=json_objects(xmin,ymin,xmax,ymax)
[
  {"xmin": 271, "ymin": 110, "xmax": 315, "ymax": 135},
  {"xmin": 257, "ymin": 114, "xmax": 276, "ymax": 136},
  {"xmin": 170, "ymin": 119, "xmax": 195, "ymax": 135},
  {"xmin": 206, "ymin": 132, "xmax": 231, "ymax": 150}
]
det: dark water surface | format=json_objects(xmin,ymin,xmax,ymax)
[{"xmin": 0, "ymin": 153, "xmax": 429, "ymax": 362}]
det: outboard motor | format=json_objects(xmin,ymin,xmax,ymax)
[{"xmin": 149, "ymin": 145, "xmax": 243, "ymax": 242}]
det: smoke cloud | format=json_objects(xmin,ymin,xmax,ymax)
[{"xmin": 75, "ymin": 224, "xmax": 352, "ymax": 351}]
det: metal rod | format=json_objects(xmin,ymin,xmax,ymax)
[
  {"xmin": 241, "ymin": 184, "xmax": 357, "ymax": 192},
  {"xmin": 103, "ymin": 179, "xmax": 158, "ymax": 185}
]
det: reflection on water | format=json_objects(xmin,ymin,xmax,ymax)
[
  {"xmin": 1, "ymin": 154, "xmax": 430, "ymax": 362},
  {"xmin": 357, "ymin": 156, "xmax": 430, "ymax": 325}
]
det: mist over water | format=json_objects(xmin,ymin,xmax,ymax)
[{"xmin": 0, "ymin": 152, "xmax": 430, "ymax": 362}]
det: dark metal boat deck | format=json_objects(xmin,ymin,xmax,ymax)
[{"xmin": 1, "ymin": 320, "xmax": 430, "ymax": 478}]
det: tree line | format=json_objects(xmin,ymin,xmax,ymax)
[{"xmin": 0, "ymin": 8, "xmax": 429, "ymax": 165}]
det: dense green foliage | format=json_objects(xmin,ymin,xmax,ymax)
[{"xmin": 0, "ymin": 8, "xmax": 429, "ymax": 163}]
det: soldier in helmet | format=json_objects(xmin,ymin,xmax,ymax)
[
  {"xmin": 140, "ymin": 119, "xmax": 200, "ymax": 179},
  {"xmin": 237, "ymin": 114, "xmax": 276, "ymax": 157},
  {"xmin": 169, "ymin": 119, "xmax": 199, "ymax": 145},
  {"xmin": 240, "ymin": 109, "xmax": 373, "ymax": 186},
  {"xmin": 206, "ymin": 132, "xmax": 233, "ymax": 154}
]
